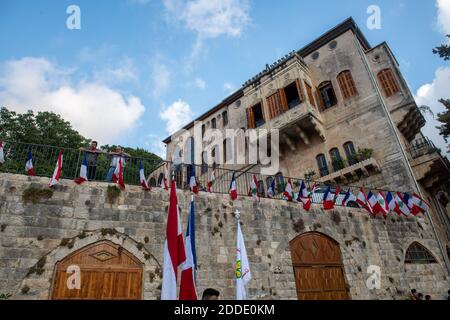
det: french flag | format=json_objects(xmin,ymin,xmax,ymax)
[
  {"xmin": 386, "ymin": 191, "xmax": 396, "ymax": 214},
  {"xmin": 161, "ymin": 179, "xmax": 186, "ymax": 300},
  {"xmin": 179, "ymin": 198, "xmax": 197, "ymax": 300},
  {"xmin": 341, "ymin": 188, "xmax": 351, "ymax": 206},
  {"xmin": 267, "ymin": 178, "xmax": 275, "ymax": 198},
  {"xmin": 74, "ymin": 153, "xmax": 88, "ymax": 185},
  {"xmin": 189, "ymin": 166, "xmax": 198, "ymax": 194},
  {"xmin": 283, "ymin": 179, "xmax": 294, "ymax": 202},
  {"xmin": 0, "ymin": 141, "xmax": 4, "ymax": 165},
  {"xmin": 229, "ymin": 172, "xmax": 238, "ymax": 200},
  {"xmin": 25, "ymin": 146, "xmax": 35, "ymax": 176},
  {"xmin": 49, "ymin": 151, "xmax": 63, "ymax": 187},
  {"xmin": 112, "ymin": 157, "xmax": 125, "ymax": 189},
  {"xmin": 323, "ymin": 186, "xmax": 339, "ymax": 210},
  {"xmin": 298, "ymin": 181, "xmax": 312, "ymax": 211},
  {"xmin": 139, "ymin": 160, "xmax": 151, "ymax": 191}
]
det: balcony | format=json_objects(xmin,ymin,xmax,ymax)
[
  {"xmin": 408, "ymin": 137, "xmax": 450, "ymax": 189},
  {"xmin": 397, "ymin": 106, "xmax": 426, "ymax": 142},
  {"xmin": 318, "ymin": 157, "xmax": 381, "ymax": 184}
]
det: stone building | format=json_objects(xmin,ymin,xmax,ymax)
[{"xmin": 0, "ymin": 18, "xmax": 449, "ymax": 300}]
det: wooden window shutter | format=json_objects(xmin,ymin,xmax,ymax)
[
  {"xmin": 279, "ymin": 89, "xmax": 288, "ymax": 112},
  {"xmin": 315, "ymin": 87, "xmax": 324, "ymax": 110},
  {"xmin": 246, "ymin": 107, "xmax": 255, "ymax": 129},
  {"xmin": 378, "ymin": 69, "xmax": 399, "ymax": 97},
  {"xmin": 337, "ymin": 73, "xmax": 349, "ymax": 99},
  {"xmin": 345, "ymin": 71, "xmax": 357, "ymax": 96},
  {"xmin": 296, "ymin": 79, "xmax": 305, "ymax": 101},
  {"xmin": 304, "ymin": 81, "xmax": 316, "ymax": 108}
]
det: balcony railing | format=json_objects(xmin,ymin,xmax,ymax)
[{"xmin": 408, "ymin": 137, "xmax": 441, "ymax": 159}]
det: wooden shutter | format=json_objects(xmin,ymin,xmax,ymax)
[
  {"xmin": 304, "ymin": 81, "xmax": 316, "ymax": 108},
  {"xmin": 315, "ymin": 87, "xmax": 324, "ymax": 110},
  {"xmin": 279, "ymin": 88, "xmax": 289, "ymax": 112},
  {"xmin": 296, "ymin": 79, "xmax": 305, "ymax": 101},
  {"xmin": 345, "ymin": 71, "xmax": 357, "ymax": 96},
  {"xmin": 266, "ymin": 92, "xmax": 283, "ymax": 119},
  {"xmin": 378, "ymin": 69, "xmax": 399, "ymax": 97},
  {"xmin": 247, "ymin": 107, "xmax": 255, "ymax": 129},
  {"xmin": 337, "ymin": 73, "xmax": 350, "ymax": 99},
  {"xmin": 338, "ymin": 71, "xmax": 357, "ymax": 100}
]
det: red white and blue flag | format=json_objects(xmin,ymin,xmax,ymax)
[
  {"xmin": 179, "ymin": 198, "xmax": 197, "ymax": 300},
  {"xmin": 0, "ymin": 141, "xmax": 4, "ymax": 165},
  {"xmin": 411, "ymin": 193, "xmax": 430, "ymax": 215},
  {"xmin": 267, "ymin": 178, "xmax": 275, "ymax": 198},
  {"xmin": 283, "ymin": 179, "xmax": 295, "ymax": 202},
  {"xmin": 323, "ymin": 186, "xmax": 339, "ymax": 210},
  {"xmin": 161, "ymin": 180, "xmax": 186, "ymax": 300},
  {"xmin": 189, "ymin": 166, "xmax": 198, "ymax": 194},
  {"xmin": 357, "ymin": 188, "xmax": 373, "ymax": 214},
  {"xmin": 298, "ymin": 181, "xmax": 312, "ymax": 211},
  {"xmin": 139, "ymin": 160, "xmax": 151, "ymax": 191},
  {"xmin": 341, "ymin": 188, "xmax": 352, "ymax": 206},
  {"xmin": 229, "ymin": 172, "xmax": 238, "ymax": 200},
  {"xmin": 386, "ymin": 191, "xmax": 396, "ymax": 213},
  {"xmin": 25, "ymin": 146, "xmax": 35, "ymax": 176},
  {"xmin": 49, "ymin": 151, "xmax": 63, "ymax": 187},
  {"xmin": 74, "ymin": 153, "xmax": 88, "ymax": 185},
  {"xmin": 112, "ymin": 157, "xmax": 125, "ymax": 189}
]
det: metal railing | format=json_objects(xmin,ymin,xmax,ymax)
[{"xmin": 408, "ymin": 137, "xmax": 450, "ymax": 168}]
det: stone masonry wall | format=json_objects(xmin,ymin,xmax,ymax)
[{"xmin": 0, "ymin": 173, "xmax": 448, "ymax": 300}]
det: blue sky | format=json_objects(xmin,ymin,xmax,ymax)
[{"xmin": 0, "ymin": 0, "xmax": 449, "ymax": 157}]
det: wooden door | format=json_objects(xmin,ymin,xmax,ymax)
[
  {"xmin": 51, "ymin": 240, "xmax": 143, "ymax": 300},
  {"xmin": 290, "ymin": 232, "xmax": 349, "ymax": 300}
]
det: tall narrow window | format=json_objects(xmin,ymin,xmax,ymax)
[
  {"xmin": 343, "ymin": 142, "xmax": 357, "ymax": 165},
  {"xmin": 316, "ymin": 154, "xmax": 329, "ymax": 177},
  {"xmin": 329, "ymin": 148, "xmax": 343, "ymax": 171},
  {"xmin": 223, "ymin": 138, "xmax": 232, "ymax": 163},
  {"xmin": 377, "ymin": 68, "xmax": 400, "ymax": 97},
  {"xmin": 337, "ymin": 70, "xmax": 358, "ymax": 99},
  {"xmin": 405, "ymin": 242, "xmax": 437, "ymax": 264},
  {"xmin": 266, "ymin": 91, "xmax": 285, "ymax": 119},
  {"xmin": 202, "ymin": 124, "xmax": 206, "ymax": 137},
  {"xmin": 211, "ymin": 118, "xmax": 217, "ymax": 129},
  {"xmin": 318, "ymin": 82, "xmax": 337, "ymax": 109},
  {"xmin": 247, "ymin": 103, "xmax": 265, "ymax": 128},
  {"xmin": 222, "ymin": 110, "xmax": 228, "ymax": 127},
  {"xmin": 304, "ymin": 81, "xmax": 316, "ymax": 107}
]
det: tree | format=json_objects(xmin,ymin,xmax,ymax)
[
  {"xmin": 436, "ymin": 99, "xmax": 450, "ymax": 145},
  {"xmin": 433, "ymin": 35, "xmax": 450, "ymax": 61}
]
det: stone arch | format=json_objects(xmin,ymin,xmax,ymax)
[{"xmin": 14, "ymin": 230, "xmax": 162, "ymax": 300}]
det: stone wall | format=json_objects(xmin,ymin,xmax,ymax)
[{"xmin": 0, "ymin": 173, "xmax": 448, "ymax": 300}]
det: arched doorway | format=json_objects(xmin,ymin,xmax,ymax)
[
  {"xmin": 290, "ymin": 232, "xmax": 349, "ymax": 300},
  {"xmin": 51, "ymin": 240, "xmax": 143, "ymax": 300}
]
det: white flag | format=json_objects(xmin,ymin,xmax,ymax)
[{"xmin": 236, "ymin": 220, "xmax": 251, "ymax": 300}]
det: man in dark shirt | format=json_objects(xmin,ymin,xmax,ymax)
[{"xmin": 80, "ymin": 141, "xmax": 102, "ymax": 181}]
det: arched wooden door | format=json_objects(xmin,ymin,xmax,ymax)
[
  {"xmin": 290, "ymin": 232, "xmax": 349, "ymax": 300},
  {"xmin": 51, "ymin": 240, "xmax": 143, "ymax": 300}
]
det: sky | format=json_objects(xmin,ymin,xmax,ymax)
[{"xmin": 0, "ymin": 0, "xmax": 449, "ymax": 158}]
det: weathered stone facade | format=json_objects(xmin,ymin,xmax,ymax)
[{"xmin": 0, "ymin": 173, "xmax": 448, "ymax": 300}]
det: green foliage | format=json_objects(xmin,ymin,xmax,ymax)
[
  {"xmin": 436, "ymin": 99, "xmax": 450, "ymax": 148},
  {"xmin": 0, "ymin": 293, "xmax": 12, "ymax": 300},
  {"xmin": 22, "ymin": 188, "xmax": 53, "ymax": 204},
  {"xmin": 304, "ymin": 170, "xmax": 317, "ymax": 181},
  {"xmin": 432, "ymin": 35, "xmax": 450, "ymax": 61}
]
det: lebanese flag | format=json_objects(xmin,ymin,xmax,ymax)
[
  {"xmin": 161, "ymin": 170, "xmax": 168, "ymax": 190},
  {"xmin": 341, "ymin": 188, "xmax": 351, "ymax": 206},
  {"xmin": 283, "ymin": 179, "xmax": 294, "ymax": 202},
  {"xmin": 249, "ymin": 175, "xmax": 259, "ymax": 201},
  {"xmin": 386, "ymin": 191, "xmax": 396, "ymax": 214},
  {"xmin": 49, "ymin": 151, "xmax": 63, "ymax": 187},
  {"xmin": 139, "ymin": 160, "xmax": 151, "ymax": 191},
  {"xmin": 207, "ymin": 170, "xmax": 215, "ymax": 193},
  {"xmin": 411, "ymin": 193, "xmax": 430, "ymax": 215},
  {"xmin": 356, "ymin": 188, "xmax": 373, "ymax": 214},
  {"xmin": 298, "ymin": 181, "xmax": 312, "ymax": 211},
  {"xmin": 74, "ymin": 153, "xmax": 88, "ymax": 185},
  {"xmin": 375, "ymin": 191, "xmax": 389, "ymax": 216},
  {"xmin": 394, "ymin": 192, "xmax": 410, "ymax": 216},
  {"xmin": 323, "ymin": 186, "xmax": 339, "ymax": 210},
  {"xmin": 229, "ymin": 172, "xmax": 237, "ymax": 200},
  {"xmin": 25, "ymin": 146, "xmax": 35, "ymax": 176},
  {"xmin": 189, "ymin": 166, "xmax": 198, "ymax": 194},
  {"xmin": 161, "ymin": 180, "xmax": 186, "ymax": 300},
  {"xmin": 367, "ymin": 191, "xmax": 378, "ymax": 214},
  {"xmin": 0, "ymin": 141, "xmax": 4, "ymax": 165},
  {"xmin": 179, "ymin": 199, "xmax": 197, "ymax": 300},
  {"xmin": 112, "ymin": 157, "xmax": 125, "ymax": 189}
]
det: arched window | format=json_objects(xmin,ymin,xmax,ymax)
[
  {"xmin": 316, "ymin": 154, "xmax": 329, "ymax": 177},
  {"xmin": 318, "ymin": 81, "xmax": 337, "ymax": 109},
  {"xmin": 343, "ymin": 141, "xmax": 357, "ymax": 165},
  {"xmin": 329, "ymin": 148, "xmax": 343, "ymax": 171},
  {"xmin": 211, "ymin": 117, "xmax": 217, "ymax": 129},
  {"xmin": 405, "ymin": 242, "xmax": 437, "ymax": 264},
  {"xmin": 377, "ymin": 68, "xmax": 400, "ymax": 97},
  {"xmin": 222, "ymin": 111, "xmax": 228, "ymax": 127},
  {"xmin": 337, "ymin": 70, "xmax": 357, "ymax": 99}
]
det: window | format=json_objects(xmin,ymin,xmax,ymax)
[
  {"xmin": 377, "ymin": 68, "xmax": 400, "ymax": 97},
  {"xmin": 318, "ymin": 82, "xmax": 337, "ymax": 109},
  {"xmin": 202, "ymin": 124, "xmax": 206, "ymax": 137},
  {"xmin": 266, "ymin": 91, "xmax": 286, "ymax": 119},
  {"xmin": 222, "ymin": 111, "xmax": 228, "ymax": 127},
  {"xmin": 211, "ymin": 118, "xmax": 217, "ymax": 129},
  {"xmin": 223, "ymin": 138, "xmax": 232, "ymax": 163},
  {"xmin": 343, "ymin": 142, "xmax": 357, "ymax": 165},
  {"xmin": 283, "ymin": 82, "xmax": 302, "ymax": 109},
  {"xmin": 337, "ymin": 70, "xmax": 358, "ymax": 99},
  {"xmin": 405, "ymin": 242, "xmax": 437, "ymax": 264},
  {"xmin": 304, "ymin": 81, "xmax": 316, "ymax": 107},
  {"xmin": 247, "ymin": 103, "xmax": 265, "ymax": 128},
  {"xmin": 329, "ymin": 148, "xmax": 344, "ymax": 171},
  {"xmin": 316, "ymin": 154, "xmax": 329, "ymax": 177}
]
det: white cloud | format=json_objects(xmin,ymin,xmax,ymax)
[
  {"xmin": 437, "ymin": 0, "xmax": 450, "ymax": 35},
  {"xmin": 94, "ymin": 57, "xmax": 138, "ymax": 85},
  {"xmin": 159, "ymin": 99, "xmax": 194, "ymax": 135},
  {"xmin": 0, "ymin": 57, "xmax": 145, "ymax": 144},
  {"xmin": 163, "ymin": 0, "xmax": 250, "ymax": 39},
  {"xmin": 414, "ymin": 67, "xmax": 450, "ymax": 154},
  {"xmin": 223, "ymin": 82, "xmax": 236, "ymax": 94},
  {"xmin": 194, "ymin": 77, "xmax": 206, "ymax": 89},
  {"xmin": 151, "ymin": 61, "xmax": 171, "ymax": 98},
  {"xmin": 144, "ymin": 134, "xmax": 167, "ymax": 159}
]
